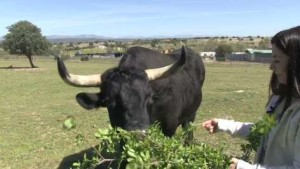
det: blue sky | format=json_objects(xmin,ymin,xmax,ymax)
[{"xmin": 1, "ymin": 0, "xmax": 299, "ymax": 38}]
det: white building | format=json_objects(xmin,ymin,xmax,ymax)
[
  {"xmin": 199, "ymin": 51, "xmax": 216, "ymax": 60},
  {"xmin": 96, "ymin": 45, "xmax": 107, "ymax": 49}
]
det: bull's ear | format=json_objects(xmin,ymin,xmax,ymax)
[{"xmin": 76, "ymin": 92, "xmax": 100, "ymax": 110}]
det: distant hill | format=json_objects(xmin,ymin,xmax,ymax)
[
  {"xmin": 45, "ymin": 34, "xmax": 202, "ymax": 43},
  {"xmin": 46, "ymin": 34, "xmax": 113, "ymax": 43},
  {"xmin": 0, "ymin": 34, "xmax": 110, "ymax": 43},
  {"xmin": 0, "ymin": 34, "xmax": 196, "ymax": 43},
  {"xmin": 1, "ymin": 34, "xmax": 269, "ymax": 44}
]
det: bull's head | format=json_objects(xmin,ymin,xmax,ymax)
[{"xmin": 57, "ymin": 46, "xmax": 186, "ymax": 131}]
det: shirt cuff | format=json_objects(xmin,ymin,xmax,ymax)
[
  {"xmin": 216, "ymin": 119, "xmax": 235, "ymax": 132},
  {"xmin": 236, "ymin": 160, "xmax": 254, "ymax": 169}
]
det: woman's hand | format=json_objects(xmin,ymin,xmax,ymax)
[{"xmin": 202, "ymin": 119, "xmax": 218, "ymax": 134}]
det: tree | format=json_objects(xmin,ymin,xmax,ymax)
[
  {"xmin": 257, "ymin": 38, "xmax": 270, "ymax": 49},
  {"xmin": 103, "ymin": 41, "xmax": 110, "ymax": 48},
  {"xmin": 49, "ymin": 43, "xmax": 64, "ymax": 58},
  {"xmin": 68, "ymin": 42, "xmax": 74, "ymax": 48},
  {"xmin": 215, "ymin": 43, "xmax": 233, "ymax": 61},
  {"xmin": 2, "ymin": 20, "xmax": 50, "ymax": 68},
  {"xmin": 150, "ymin": 39, "xmax": 159, "ymax": 48},
  {"xmin": 204, "ymin": 39, "xmax": 218, "ymax": 51},
  {"xmin": 232, "ymin": 43, "xmax": 247, "ymax": 52},
  {"xmin": 88, "ymin": 42, "xmax": 94, "ymax": 48}
]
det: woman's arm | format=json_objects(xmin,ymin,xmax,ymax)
[{"xmin": 217, "ymin": 119, "xmax": 253, "ymax": 139}]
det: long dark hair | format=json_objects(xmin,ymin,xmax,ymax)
[{"xmin": 270, "ymin": 26, "xmax": 300, "ymax": 112}]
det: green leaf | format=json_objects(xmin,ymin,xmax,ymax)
[
  {"xmin": 63, "ymin": 117, "xmax": 76, "ymax": 130},
  {"xmin": 127, "ymin": 148, "xmax": 137, "ymax": 158}
]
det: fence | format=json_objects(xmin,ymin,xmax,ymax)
[{"xmin": 226, "ymin": 53, "xmax": 272, "ymax": 63}]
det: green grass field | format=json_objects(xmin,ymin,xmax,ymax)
[{"xmin": 0, "ymin": 57, "xmax": 271, "ymax": 169}]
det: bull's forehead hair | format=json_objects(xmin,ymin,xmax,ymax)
[
  {"xmin": 102, "ymin": 68, "xmax": 148, "ymax": 93},
  {"xmin": 107, "ymin": 67, "xmax": 148, "ymax": 81}
]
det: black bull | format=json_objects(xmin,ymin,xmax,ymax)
[{"xmin": 57, "ymin": 46, "xmax": 205, "ymax": 137}]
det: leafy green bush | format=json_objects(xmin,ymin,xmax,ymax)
[
  {"xmin": 70, "ymin": 114, "xmax": 277, "ymax": 168},
  {"xmin": 72, "ymin": 124, "xmax": 231, "ymax": 169},
  {"xmin": 80, "ymin": 56, "xmax": 89, "ymax": 61},
  {"xmin": 60, "ymin": 54, "xmax": 71, "ymax": 61},
  {"xmin": 240, "ymin": 114, "xmax": 276, "ymax": 161}
]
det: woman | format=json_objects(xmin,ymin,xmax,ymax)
[{"xmin": 203, "ymin": 26, "xmax": 300, "ymax": 169}]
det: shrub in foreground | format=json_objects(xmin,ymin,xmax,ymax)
[
  {"xmin": 72, "ymin": 125, "xmax": 231, "ymax": 169},
  {"xmin": 240, "ymin": 114, "xmax": 276, "ymax": 161}
]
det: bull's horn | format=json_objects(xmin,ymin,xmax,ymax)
[
  {"xmin": 145, "ymin": 46, "xmax": 186, "ymax": 80},
  {"xmin": 57, "ymin": 57, "xmax": 101, "ymax": 87}
]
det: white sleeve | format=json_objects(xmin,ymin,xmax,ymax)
[
  {"xmin": 217, "ymin": 119, "xmax": 253, "ymax": 139},
  {"xmin": 237, "ymin": 159, "xmax": 300, "ymax": 169},
  {"xmin": 236, "ymin": 160, "xmax": 262, "ymax": 169}
]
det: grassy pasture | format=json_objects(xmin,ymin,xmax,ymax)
[{"xmin": 0, "ymin": 57, "xmax": 270, "ymax": 169}]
